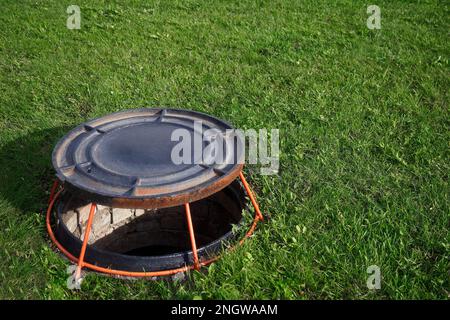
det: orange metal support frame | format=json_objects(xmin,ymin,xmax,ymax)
[
  {"xmin": 46, "ymin": 172, "xmax": 264, "ymax": 278},
  {"xmin": 75, "ymin": 203, "xmax": 96, "ymax": 280}
]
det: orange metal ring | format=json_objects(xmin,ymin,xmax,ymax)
[
  {"xmin": 239, "ymin": 172, "xmax": 264, "ymax": 221},
  {"xmin": 45, "ymin": 174, "xmax": 263, "ymax": 278}
]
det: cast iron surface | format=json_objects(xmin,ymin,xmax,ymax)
[{"xmin": 52, "ymin": 108, "xmax": 244, "ymax": 208}]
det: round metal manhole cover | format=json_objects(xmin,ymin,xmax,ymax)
[{"xmin": 52, "ymin": 108, "xmax": 244, "ymax": 208}]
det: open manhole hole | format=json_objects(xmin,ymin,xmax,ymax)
[
  {"xmin": 46, "ymin": 108, "xmax": 264, "ymax": 278},
  {"xmin": 54, "ymin": 180, "xmax": 245, "ymax": 272}
]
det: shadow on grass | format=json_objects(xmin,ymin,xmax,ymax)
[{"xmin": 0, "ymin": 126, "xmax": 74, "ymax": 213}]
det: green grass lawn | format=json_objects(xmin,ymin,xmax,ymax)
[{"xmin": 0, "ymin": 0, "xmax": 448, "ymax": 299}]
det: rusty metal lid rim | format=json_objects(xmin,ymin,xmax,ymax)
[{"xmin": 52, "ymin": 108, "xmax": 244, "ymax": 208}]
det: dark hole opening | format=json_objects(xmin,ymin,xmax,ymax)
[{"xmin": 58, "ymin": 181, "xmax": 245, "ymax": 258}]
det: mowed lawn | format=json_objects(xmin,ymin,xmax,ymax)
[{"xmin": 0, "ymin": 0, "xmax": 448, "ymax": 299}]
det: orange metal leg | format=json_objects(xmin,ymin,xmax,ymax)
[
  {"xmin": 75, "ymin": 203, "xmax": 97, "ymax": 280},
  {"xmin": 46, "ymin": 189, "xmax": 262, "ymax": 277},
  {"xmin": 239, "ymin": 172, "xmax": 264, "ymax": 221},
  {"xmin": 184, "ymin": 203, "xmax": 200, "ymax": 271},
  {"xmin": 48, "ymin": 180, "xmax": 59, "ymax": 205}
]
